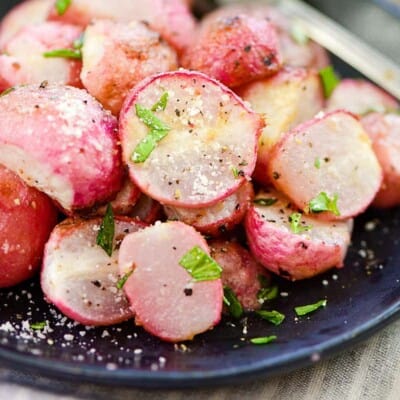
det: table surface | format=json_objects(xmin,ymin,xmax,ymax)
[{"xmin": 1, "ymin": 0, "xmax": 400, "ymax": 399}]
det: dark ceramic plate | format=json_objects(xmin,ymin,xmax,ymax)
[{"xmin": 0, "ymin": 0, "xmax": 400, "ymax": 391}]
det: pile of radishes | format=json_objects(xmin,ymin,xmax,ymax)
[{"xmin": 0, "ymin": 0, "xmax": 398, "ymax": 343}]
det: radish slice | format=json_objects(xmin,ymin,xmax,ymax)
[
  {"xmin": 245, "ymin": 189, "xmax": 353, "ymax": 280},
  {"xmin": 209, "ymin": 239, "xmax": 269, "ymax": 311},
  {"xmin": 0, "ymin": 83, "xmax": 123, "ymax": 213},
  {"xmin": 362, "ymin": 112, "xmax": 400, "ymax": 208},
  {"xmin": 119, "ymin": 69, "xmax": 263, "ymax": 208},
  {"xmin": 118, "ymin": 221, "xmax": 223, "ymax": 342},
  {"xmin": 268, "ymin": 110, "xmax": 382, "ymax": 219},
  {"xmin": 164, "ymin": 180, "xmax": 254, "ymax": 236},
  {"xmin": 41, "ymin": 217, "xmax": 146, "ymax": 326}
]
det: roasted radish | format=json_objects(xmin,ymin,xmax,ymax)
[
  {"xmin": 41, "ymin": 217, "xmax": 146, "ymax": 326},
  {"xmin": 362, "ymin": 112, "xmax": 400, "ymax": 208},
  {"xmin": 164, "ymin": 180, "xmax": 254, "ymax": 236},
  {"xmin": 0, "ymin": 83, "xmax": 123, "ymax": 213},
  {"xmin": 210, "ymin": 239, "xmax": 270, "ymax": 311},
  {"xmin": 238, "ymin": 67, "xmax": 324, "ymax": 186},
  {"xmin": 118, "ymin": 221, "xmax": 223, "ymax": 342},
  {"xmin": 0, "ymin": 164, "xmax": 58, "ymax": 288},
  {"xmin": 268, "ymin": 110, "xmax": 382, "ymax": 219},
  {"xmin": 119, "ymin": 70, "xmax": 263, "ymax": 208},
  {"xmin": 326, "ymin": 79, "xmax": 399, "ymax": 115},
  {"xmin": 245, "ymin": 189, "xmax": 353, "ymax": 280},
  {"xmin": 81, "ymin": 20, "xmax": 178, "ymax": 115},
  {"xmin": 0, "ymin": 22, "xmax": 83, "ymax": 91},
  {"xmin": 180, "ymin": 12, "xmax": 281, "ymax": 88}
]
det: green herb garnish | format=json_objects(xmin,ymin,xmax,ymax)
[
  {"xmin": 43, "ymin": 48, "xmax": 82, "ymax": 59},
  {"xmin": 55, "ymin": 0, "xmax": 72, "ymax": 16},
  {"xmin": 223, "ymin": 287, "xmax": 243, "ymax": 319},
  {"xmin": 232, "ymin": 167, "xmax": 240, "ymax": 178},
  {"xmin": 250, "ymin": 335, "xmax": 277, "ymax": 345},
  {"xmin": 314, "ymin": 157, "xmax": 321, "ymax": 169},
  {"xmin": 0, "ymin": 86, "xmax": 16, "ymax": 97},
  {"xmin": 319, "ymin": 66, "xmax": 340, "ymax": 98},
  {"xmin": 253, "ymin": 198, "xmax": 278, "ymax": 206},
  {"xmin": 116, "ymin": 270, "xmax": 133, "ymax": 289},
  {"xmin": 256, "ymin": 310, "xmax": 285, "ymax": 326},
  {"xmin": 257, "ymin": 285, "xmax": 279, "ymax": 303},
  {"xmin": 309, "ymin": 192, "xmax": 340, "ymax": 216},
  {"xmin": 151, "ymin": 92, "xmax": 169, "ymax": 112},
  {"xmin": 290, "ymin": 22, "xmax": 309, "ymax": 45},
  {"xmin": 96, "ymin": 203, "xmax": 115, "ymax": 257},
  {"xmin": 131, "ymin": 98, "xmax": 170, "ymax": 163},
  {"xmin": 289, "ymin": 212, "xmax": 312, "ymax": 234},
  {"xmin": 30, "ymin": 321, "xmax": 47, "ymax": 330},
  {"xmin": 179, "ymin": 246, "xmax": 222, "ymax": 282},
  {"xmin": 295, "ymin": 299, "xmax": 327, "ymax": 316}
]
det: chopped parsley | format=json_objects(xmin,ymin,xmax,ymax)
[
  {"xmin": 223, "ymin": 287, "xmax": 243, "ymax": 319},
  {"xmin": 250, "ymin": 335, "xmax": 277, "ymax": 345},
  {"xmin": 295, "ymin": 299, "xmax": 327, "ymax": 316},
  {"xmin": 309, "ymin": 192, "xmax": 340, "ymax": 216},
  {"xmin": 179, "ymin": 246, "xmax": 222, "ymax": 282},
  {"xmin": 289, "ymin": 212, "xmax": 312, "ymax": 234},
  {"xmin": 257, "ymin": 285, "xmax": 279, "ymax": 303},
  {"xmin": 254, "ymin": 198, "xmax": 278, "ymax": 206},
  {"xmin": 55, "ymin": 0, "xmax": 72, "ymax": 16},
  {"xmin": 131, "ymin": 95, "xmax": 170, "ymax": 163},
  {"xmin": 43, "ymin": 35, "xmax": 83, "ymax": 60},
  {"xmin": 116, "ymin": 270, "xmax": 133, "ymax": 289},
  {"xmin": 256, "ymin": 310, "xmax": 285, "ymax": 326},
  {"xmin": 319, "ymin": 66, "xmax": 340, "ymax": 98},
  {"xmin": 314, "ymin": 157, "xmax": 321, "ymax": 169},
  {"xmin": 30, "ymin": 321, "xmax": 47, "ymax": 330},
  {"xmin": 96, "ymin": 204, "xmax": 115, "ymax": 257}
]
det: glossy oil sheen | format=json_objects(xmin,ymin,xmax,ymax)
[{"xmin": 0, "ymin": 0, "xmax": 399, "ymax": 390}]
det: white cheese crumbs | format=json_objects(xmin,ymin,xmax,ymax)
[
  {"xmin": 322, "ymin": 279, "xmax": 329, "ymax": 286},
  {"xmin": 63, "ymin": 334, "xmax": 74, "ymax": 341},
  {"xmin": 280, "ymin": 292, "xmax": 289, "ymax": 297}
]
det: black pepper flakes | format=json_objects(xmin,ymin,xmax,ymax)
[{"xmin": 184, "ymin": 288, "xmax": 193, "ymax": 296}]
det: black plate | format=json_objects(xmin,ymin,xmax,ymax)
[{"xmin": 0, "ymin": 0, "xmax": 400, "ymax": 390}]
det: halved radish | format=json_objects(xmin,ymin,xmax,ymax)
[
  {"xmin": 0, "ymin": 164, "xmax": 58, "ymax": 288},
  {"xmin": 119, "ymin": 70, "xmax": 263, "ymax": 208},
  {"xmin": 268, "ymin": 110, "xmax": 382, "ymax": 219},
  {"xmin": 0, "ymin": 22, "xmax": 83, "ymax": 91},
  {"xmin": 245, "ymin": 189, "xmax": 353, "ymax": 280},
  {"xmin": 209, "ymin": 239, "xmax": 269, "ymax": 310},
  {"xmin": 180, "ymin": 12, "xmax": 281, "ymax": 88},
  {"xmin": 326, "ymin": 79, "xmax": 399, "ymax": 115},
  {"xmin": 362, "ymin": 112, "xmax": 400, "ymax": 208},
  {"xmin": 238, "ymin": 67, "xmax": 324, "ymax": 186},
  {"xmin": 118, "ymin": 221, "xmax": 223, "ymax": 342},
  {"xmin": 164, "ymin": 180, "xmax": 254, "ymax": 236},
  {"xmin": 0, "ymin": 83, "xmax": 123, "ymax": 213},
  {"xmin": 41, "ymin": 217, "xmax": 146, "ymax": 326},
  {"xmin": 81, "ymin": 19, "xmax": 178, "ymax": 115}
]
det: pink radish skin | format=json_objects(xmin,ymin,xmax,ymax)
[
  {"xmin": 210, "ymin": 239, "xmax": 270, "ymax": 310},
  {"xmin": 326, "ymin": 79, "xmax": 399, "ymax": 115},
  {"xmin": 164, "ymin": 180, "xmax": 254, "ymax": 237},
  {"xmin": 238, "ymin": 67, "xmax": 324, "ymax": 186},
  {"xmin": 180, "ymin": 13, "xmax": 281, "ymax": 88},
  {"xmin": 48, "ymin": 0, "xmax": 196, "ymax": 54},
  {"xmin": 0, "ymin": 84, "xmax": 123, "ymax": 213},
  {"xmin": 119, "ymin": 70, "xmax": 263, "ymax": 208},
  {"xmin": 362, "ymin": 112, "xmax": 400, "ymax": 208},
  {"xmin": 0, "ymin": 164, "xmax": 58, "ymax": 288},
  {"xmin": 0, "ymin": 0, "xmax": 52, "ymax": 49},
  {"xmin": 81, "ymin": 20, "xmax": 178, "ymax": 115},
  {"xmin": 118, "ymin": 221, "xmax": 223, "ymax": 342},
  {"xmin": 245, "ymin": 189, "xmax": 353, "ymax": 280},
  {"xmin": 200, "ymin": 3, "xmax": 329, "ymax": 71},
  {"xmin": 268, "ymin": 110, "xmax": 382, "ymax": 220},
  {"xmin": 0, "ymin": 22, "xmax": 83, "ymax": 91},
  {"xmin": 41, "ymin": 217, "xmax": 146, "ymax": 326}
]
